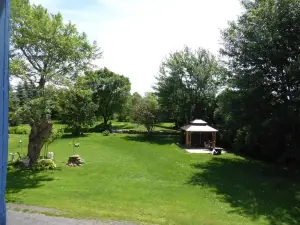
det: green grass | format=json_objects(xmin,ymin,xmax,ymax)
[
  {"xmin": 111, "ymin": 121, "xmax": 175, "ymax": 131},
  {"xmin": 7, "ymin": 133, "xmax": 300, "ymax": 225}
]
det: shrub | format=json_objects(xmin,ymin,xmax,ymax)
[
  {"xmin": 32, "ymin": 159, "xmax": 56, "ymax": 171},
  {"xmin": 8, "ymin": 126, "xmax": 30, "ymax": 134},
  {"xmin": 102, "ymin": 130, "xmax": 110, "ymax": 136}
]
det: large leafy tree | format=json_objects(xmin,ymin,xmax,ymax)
[
  {"xmin": 10, "ymin": 0, "xmax": 100, "ymax": 164},
  {"xmin": 155, "ymin": 46, "xmax": 220, "ymax": 127},
  {"xmin": 59, "ymin": 84, "xmax": 97, "ymax": 136},
  {"xmin": 220, "ymin": 0, "xmax": 300, "ymax": 160},
  {"xmin": 86, "ymin": 68, "xmax": 131, "ymax": 125}
]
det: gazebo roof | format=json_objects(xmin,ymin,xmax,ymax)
[
  {"xmin": 181, "ymin": 124, "xmax": 218, "ymax": 132},
  {"xmin": 181, "ymin": 119, "xmax": 218, "ymax": 132},
  {"xmin": 190, "ymin": 119, "xmax": 207, "ymax": 125}
]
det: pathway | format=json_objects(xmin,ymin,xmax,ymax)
[{"xmin": 7, "ymin": 204, "xmax": 136, "ymax": 225}]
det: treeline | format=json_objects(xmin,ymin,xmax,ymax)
[
  {"xmin": 153, "ymin": 0, "xmax": 300, "ymax": 164},
  {"xmin": 9, "ymin": 0, "xmax": 300, "ymax": 166},
  {"xmin": 10, "ymin": 69, "xmax": 159, "ymax": 135}
]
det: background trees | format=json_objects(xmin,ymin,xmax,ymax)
[
  {"xmin": 117, "ymin": 92, "xmax": 143, "ymax": 122},
  {"xmin": 131, "ymin": 93, "xmax": 160, "ymax": 133},
  {"xmin": 155, "ymin": 46, "xmax": 220, "ymax": 128},
  {"xmin": 59, "ymin": 83, "xmax": 97, "ymax": 136},
  {"xmin": 86, "ymin": 68, "xmax": 131, "ymax": 125},
  {"xmin": 217, "ymin": 0, "xmax": 300, "ymax": 161}
]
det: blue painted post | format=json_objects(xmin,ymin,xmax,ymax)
[{"xmin": 0, "ymin": 0, "xmax": 10, "ymax": 224}]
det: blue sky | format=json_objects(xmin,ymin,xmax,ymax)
[{"xmin": 31, "ymin": 0, "xmax": 242, "ymax": 94}]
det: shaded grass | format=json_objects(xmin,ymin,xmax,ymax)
[
  {"xmin": 6, "ymin": 166, "xmax": 55, "ymax": 203},
  {"xmin": 188, "ymin": 157, "xmax": 300, "ymax": 225},
  {"xmin": 6, "ymin": 133, "xmax": 300, "ymax": 225},
  {"xmin": 122, "ymin": 134, "xmax": 179, "ymax": 145}
]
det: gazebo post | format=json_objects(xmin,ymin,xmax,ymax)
[
  {"xmin": 185, "ymin": 131, "xmax": 189, "ymax": 147},
  {"xmin": 212, "ymin": 132, "xmax": 216, "ymax": 148},
  {"xmin": 199, "ymin": 132, "xmax": 201, "ymax": 147}
]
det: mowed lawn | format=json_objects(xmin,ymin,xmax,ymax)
[{"xmin": 6, "ymin": 133, "xmax": 300, "ymax": 225}]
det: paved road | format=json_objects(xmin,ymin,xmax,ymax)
[{"xmin": 7, "ymin": 209, "xmax": 136, "ymax": 225}]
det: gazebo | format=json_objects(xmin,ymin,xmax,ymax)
[{"xmin": 180, "ymin": 119, "xmax": 218, "ymax": 148}]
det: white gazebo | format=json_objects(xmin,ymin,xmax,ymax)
[{"xmin": 181, "ymin": 119, "xmax": 218, "ymax": 148}]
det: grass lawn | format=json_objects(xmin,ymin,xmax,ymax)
[
  {"xmin": 110, "ymin": 121, "xmax": 175, "ymax": 132},
  {"xmin": 7, "ymin": 133, "xmax": 300, "ymax": 225}
]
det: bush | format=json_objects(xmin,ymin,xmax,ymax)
[
  {"xmin": 102, "ymin": 130, "xmax": 110, "ymax": 136},
  {"xmin": 32, "ymin": 159, "xmax": 56, "ymax": 171},
  {"xmin": 8, "ymin": 126, "xmax": 30, "ymax": 134}
]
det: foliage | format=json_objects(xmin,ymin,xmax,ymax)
[
  {"xmin": 10, "ymin": 0, "xmax": 100, "ymax": 164},
  {"xmin": 8, "ymin": 126, "xmax": 30, "ymax": 135},
  {"xmin": 155, "ymin": 46, "xmax": 221, "ymax": 127},
  {"xmin": 9, "ymin": 86, "xmax": 21, "ymax": 126},
  {"xmin": 219, "ymin": 0, "xmax": 300, "ymax": 161},
  {"xmin": 131, "ymin": 93, "xmax": 160, "ymax": 133},
  {"xmin": 46, "ymin": 128, "xmax": 64, "ymax": 145},
  {"xmin": 102, "ymin": 130, "xmax": 110, "ymax": 136},
  {"xmin": 59, "ymin": 81, "xmax": 97, "ymax": 136},
  {"xmin": 15, "ymin": 81, "xmax": 37, "ymax": 107},
  {"xmin": 85, "ymin": 68, "xmax": 131, "ymax": 124},
  {"xmin": 10, "ymin": 0, "xmax": 101, "ymax": 86},
  {"xmin": 32, "ymin": 159, "xmax": 56, "ymax": 171},
  {"xmin": 117, "ymin": 92, "xmax": 143, "ymax": 122}
]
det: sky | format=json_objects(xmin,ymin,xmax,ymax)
[{"xmin": 30, "ymin": 0, "xmax": 243, "ymax": 94}]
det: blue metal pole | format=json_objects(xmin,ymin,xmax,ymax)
[{"xmin": 0, "ymin": 0, "xmax": 10, "ymax": 224}]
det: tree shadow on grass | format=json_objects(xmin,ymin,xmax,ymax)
[
  {"xmin": 122, "ymin": 134, "xmax": 179, "ymax": 145},
  {"xmin": 61, "ymin": 133, "xmax": 90, "ymax": 139},
  {"xmin": 6, "ymin": 166, "xmax": 55, "ymax": 203},
  {"xmin": 187, "ymin": 157, "xmax": 300, "ymax": 225}
]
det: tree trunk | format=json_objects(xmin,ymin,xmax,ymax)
[
  {"xmin": 27, "ymin": 120, "xmax": 53, "ymax": 165},
  {"xmin": 103, "ymin": 117, "xmax": 108, "ymax": 125},
  {"xmin": 72, "ymin": 126, "xmax": 81, "ymax": 136}
]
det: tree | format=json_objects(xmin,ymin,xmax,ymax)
[
  {"xmin": 15, "ymin": 81, "xmax": 37, "ymax": 107},
  {"xmin": 59, "ymin": 84, "xmax": 97, "ymax": 136},
  {"xmin": 86, "ymin": 68, "xmax": 131, "ymax": 125},
  {"xmin": 131, "ymin": 92, "xmax": 143, "ymax": 106},
  {"xmin": 132, "ymin": 93, "xmax": 159, "ymax": 133},
  {"xmin": 155, "ymin": 46, "xmax": 221, "ymax": 127},
  {"xmin": 220, "ymin": 0, "xmax": 300, "ymax": 161},
  {"xmin": 117, "ymin": 92, "xmax": 143, "ymax": 122},
  {"xmin": 15, "ymin": 82, "xmax": 28, "ymax": 107},
  {"xmin": 8, "ymin": 86, "xmax": 20, "ymax": 126},
  {"xmin": 10, "ymin": 0, "xmax": 100, "ymax": 164}
]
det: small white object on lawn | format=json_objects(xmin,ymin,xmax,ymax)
[{"xmin": 48, "ymin": 152, "xmax": 54, "ymax": 160}]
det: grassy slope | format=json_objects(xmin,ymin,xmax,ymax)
[{"xmin": 7, "ymin": 133, "xmax": 300, "ymax": 225}]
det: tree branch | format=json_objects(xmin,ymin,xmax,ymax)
[{"xmin": 20, "ymin": 47, "xmax": 42, "ymax": 72}]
